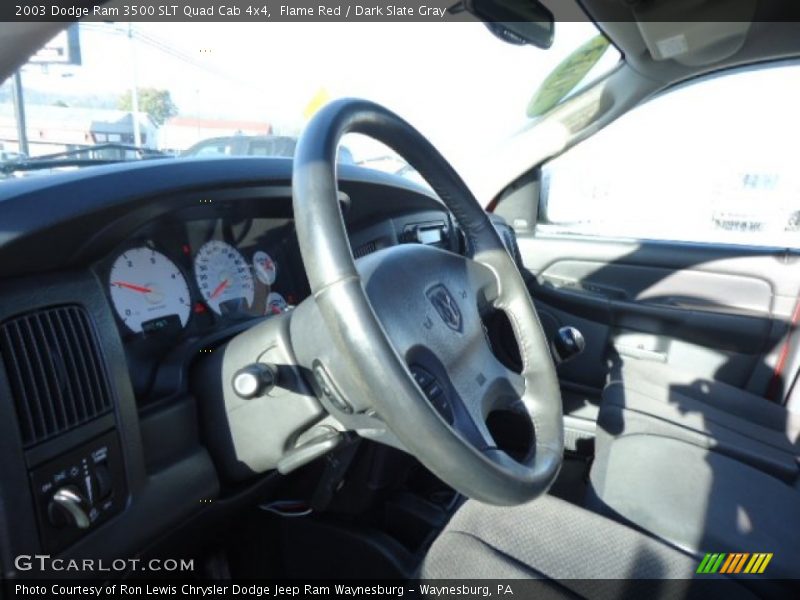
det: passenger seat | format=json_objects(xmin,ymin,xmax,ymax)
[
  {"xmin": 596, "ymin": 359, "xmax": 800, "ymax": 483},
  {"xmin": 588, "ymin": 359, "xmax": 800, "ymax": 585}
]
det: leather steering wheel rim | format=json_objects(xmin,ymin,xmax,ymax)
[{"xmin": 292, "ymin": 98, "xmax": 562, "ymax": 505}]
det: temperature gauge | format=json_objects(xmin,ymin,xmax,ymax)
[{"xmin": 253, "ymin": 250, "xmax": 277, "ymax": 286}]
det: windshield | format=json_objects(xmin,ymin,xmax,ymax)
[{"xmin": 0, "ymin": 22, "xmax": 618, "ymax": 187}]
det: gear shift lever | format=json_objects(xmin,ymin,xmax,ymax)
[{"xmin": 552, "ymin": 326, "xmax": 585, "ymax": 365}]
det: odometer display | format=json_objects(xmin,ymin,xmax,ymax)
[
  {"xmin": 194, "ymin": 240, "xmax": 255, "ymax": 315},
  {"xmin": 109, "ymin": 247, "xmax": 191, "ymax": 333}
]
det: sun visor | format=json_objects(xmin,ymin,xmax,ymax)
[{"xmin": 632, "ymin": 0, "xmax": 755, "ymax": 66}]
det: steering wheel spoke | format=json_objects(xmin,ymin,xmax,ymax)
[
  {"xmin": 443, "ymin": 326, "xmax": 529, "ymax": 451},
  {"xmin": 451, "ymin": 392, "xmax": 497, "ymax": 452}
]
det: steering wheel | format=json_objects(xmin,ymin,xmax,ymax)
[{"xmin": 291, "ymin": 98, "xmax": 562, "ymax": 505}]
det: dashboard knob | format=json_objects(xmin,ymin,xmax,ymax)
[
  {"xmin": 232, "ymin": 363, "xmax": 277, "ymax": 399},
  {"xmin": 48, "ymin": 486, "xmax": 90, "ymax": 529}
]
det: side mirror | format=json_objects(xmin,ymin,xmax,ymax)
[{"xmin": 451, "ymin": 0, "xmax": 555, "ymax": 49}]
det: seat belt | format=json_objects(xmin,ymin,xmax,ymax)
[
  {"xmin": 767, "ymin": 296, "xmax": 800, "ymax": 403},
  {"xmin": 784, "ymin": 367, "xmax": 799, "ymax": 413}
]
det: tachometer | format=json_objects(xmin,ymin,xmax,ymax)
[
  {"xmin": 194, "ymin": 240, "xmax": 255, "ymax": 315},
  {"xmin": 109, "ymin": 247, "xmax": 191, "ymax": 333}
]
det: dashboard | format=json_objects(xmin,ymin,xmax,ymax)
[
  {"xmin": 85, "ymin": 185, "xmax": 459, "ymax": 406},
  {"xmin": 0, "ymin": 157, "xmax": 465, "ymax": 571}
]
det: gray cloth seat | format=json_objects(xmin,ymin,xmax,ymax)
[
  {"xmin": 600, "ymin": 360, "xmax": 800, "ymax": 482},
  {"xmin": 589, "ymin": 360, "xmax": 800, "ymax": 586},
  {"xmin": 423, "ymin": 361, "xmax": 800, "ymax": 592},
  {"xmin": 589, "ymin": 434, "xmax": 800, "ymax": 583},
  {"xmin": 421, "ymin": 495, "xmax": 759, "ymax": 598}
]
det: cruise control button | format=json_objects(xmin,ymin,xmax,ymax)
[
  {"xmin": 409, "ymin": 366, "xmax": 452, "ymax": 422},
  {"xmin": 431, "ymin": 396, "xmax": 451, "ymax": 418},
  {"xmin": 411, "ymin": 366, "xmax": 434, "ymax": 389},
  {"xmin": 426, "ymin": 382, "xmax": 443, "ymax": 399}
]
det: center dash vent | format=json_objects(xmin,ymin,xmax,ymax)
[
  {"xmin": 0, "ymin": 306, "xmax": 113, "ymax": 448},
  {"xmin": 353, "ymin": 240, "xmax": 377, "ymax": 259}
]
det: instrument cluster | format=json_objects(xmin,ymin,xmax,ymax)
[{"xmin": 104, "ymin": 215, "xmax": 303, "ymax": 340}]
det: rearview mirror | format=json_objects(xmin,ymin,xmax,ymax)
[{"xmin": 452, "ymin": 0, "xmax": 555, "ymax": 49}]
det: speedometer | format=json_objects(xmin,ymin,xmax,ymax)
[
  {"xmin": 194, "ymin": 240, "xmax": 255, "ymax": 315},
  {"xmin": 109, "ymin": 247, "xmax": 191, "ymax": 333}
]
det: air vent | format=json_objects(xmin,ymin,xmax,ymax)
[
  {"xmin": 0, "ymin": 306, "xmax": 113, "ymax": 448},
  {"xmin": 353, "ymin": 240, "xmax": 377, "ymax": 258}
]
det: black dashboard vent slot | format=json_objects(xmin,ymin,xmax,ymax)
[
  {"xmin": 0, "ymin": 306, "xmax": 113, "ymax": 448},
  {"xmin": 353, "ymin": 240, "xmax": 377, "ymax": 259}
]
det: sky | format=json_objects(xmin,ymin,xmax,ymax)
[{"xmin": 9, "ymin": 21, "xmax": 608, "ymax": 167}]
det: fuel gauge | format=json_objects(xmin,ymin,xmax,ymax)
[{"xmin": 266, "ymin": 292, "xmax": 289, "ymax": 315}]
